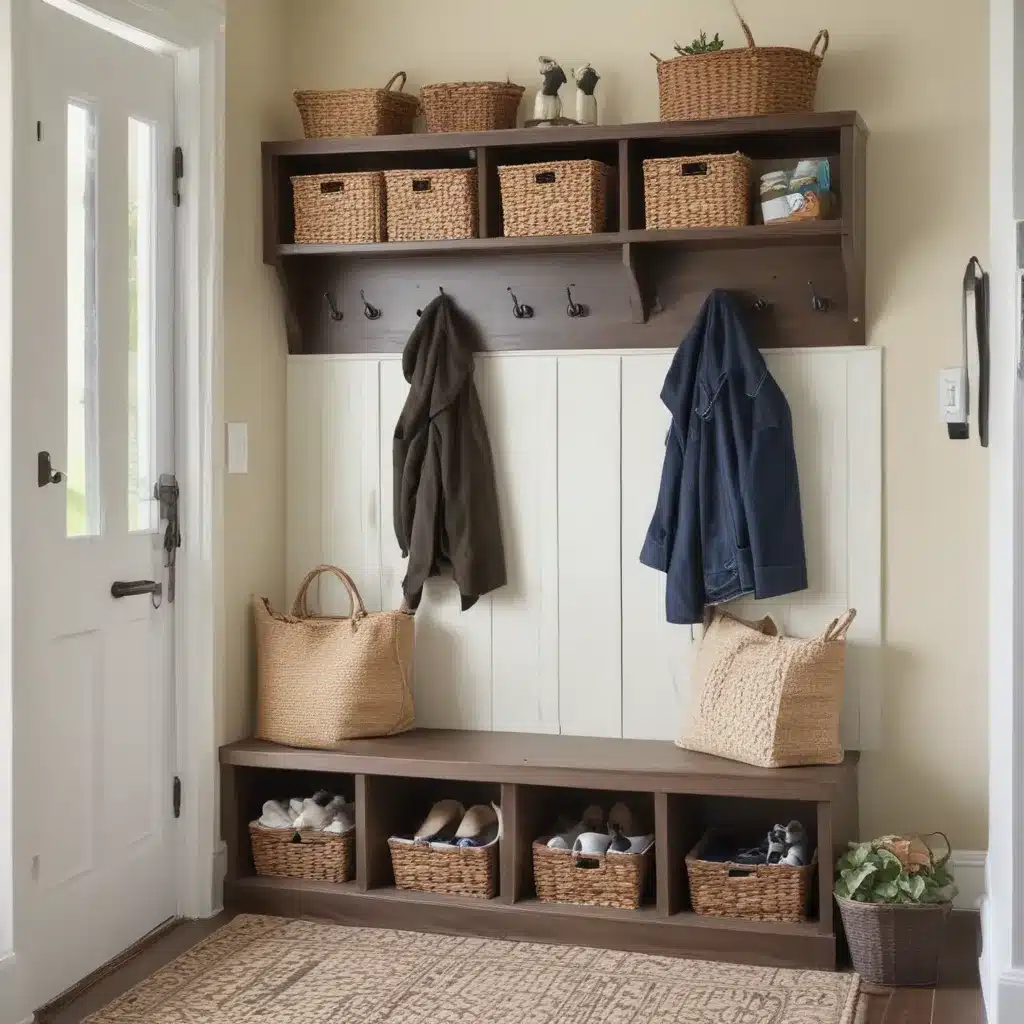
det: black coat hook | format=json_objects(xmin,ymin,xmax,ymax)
[
  {"xmin": 507, "ymin": 287, "xmax": 534, "ymax": 319},
  {"xmin": 324, "ymin": 292, "xmax": 343, "ymax": 321},
  {"xmin": 360, "ymin": 289, "xmax": 381, "ymax": 321},
  {"xmin": 416, "ymin": 286, "xmax": 445, "ymax": 317},
  {"xmin": 753, "ymin": 297, "xmax": 772, "ymax": 312},
  {"xmin": 808, "ymin": 280, "xmax": 830, "ymax": 313},
  {"xmin": 566, "ymin": 284, "xmax": 588, "ymax": 318}
]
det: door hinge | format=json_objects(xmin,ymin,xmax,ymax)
[
  {"xmin": 173, "ymin": 146, "xmax": 184, "ymax": 207},
  {"xmin": 172, "ymin": 775, "xmax": 182, "ymax": 818}
]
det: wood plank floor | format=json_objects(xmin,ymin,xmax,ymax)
[{"xmin": 39, "ymin": 910, "xmax": 983, "ymax": 1024}]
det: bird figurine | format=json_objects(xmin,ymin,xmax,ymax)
[
  {"xmin": 533, "ymin": 56, "xmax": 567, "ymax": 123},
  {"xmin": 573, "ymin": 63, "xmax": 600, "ymax": 126}
]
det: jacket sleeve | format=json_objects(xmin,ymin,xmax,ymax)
[
  {"xmin": 741, "ymin": 383, "xmax": 808, "ymax": 600},
  {"xmin": 639, "ymin": 423, "xmax": 684, "ymax": 573}
]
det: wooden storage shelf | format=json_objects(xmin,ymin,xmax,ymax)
[
  {"xmin": 263, "ymin": 110, "xmax": 866, "ymax": 353},
  {"xmin": 221, "ymin": 729, "xmax": 857, "ymax": 969}
]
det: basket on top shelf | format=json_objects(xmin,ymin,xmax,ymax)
[
  {"xmin": 532, "ymin": 839, "xmax": 653, "ymax": 910},
  {"xmin": 291, "ymin": 171, "xmax": 385, "ymax": 245},
  {"xmin": 643, "ymin": 152, "xmax": 751, "ymax": 230},
  {"xmin": 420, "ymin": 81, "xmax": 524, "ymax": 133},
  {"xmin": 686, "ymin": 830, "xmax": 816, "ymax": 923},
  {"xmin": 389, "ymin": 838, "xmax": 498, "ymax": 899},
  {"xmin": 499, "ymin": 160, "xmax": 613, "ymax": 237},
  {"xmin": 294, "ymin": 72, "xmax": 419, "ymax": 139},
  {"xmin": 652, "ymin": 4, "xmax": 828, "ymax": 122},
  {"xmin": 384, "ymin": 167, "xmax": 478, "ymax": 241},
  {"xmin": 249, "ymin": 822, "xmax": 355, "ymax": 884}
]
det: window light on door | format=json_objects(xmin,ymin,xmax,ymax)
[
  {"xmin": 128, "ymin": 117, "xmax": 156, "ymax": 533},
  {"xmin": 66, "ymin": 102, "xmax": 99, "ymax": 538}
]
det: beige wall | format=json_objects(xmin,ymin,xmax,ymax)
[{"xmin": 223, "ymin": 0, "xmax": 990, "ymax": 846}]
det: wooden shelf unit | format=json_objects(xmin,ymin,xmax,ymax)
[
  {"xmin": 263, "ymin": 110, "xmax": 867, "ymax": 354},
  {"xmin": 221, "ymin": 730, "xmax": 858, "ymax": 969}
]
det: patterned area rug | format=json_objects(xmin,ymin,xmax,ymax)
[{"xmin": 86, "ymin": 913, "xmax": 860, "ymax": 1024}]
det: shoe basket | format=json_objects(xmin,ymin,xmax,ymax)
[
  {"xmin": 291, "ymin": 171, "xmax": 385, "ymax": 245},
  {"xmin": 643, "ymin": 153, "xmax": 751, "ymax": 230},
  {"xmin": 388, "ymin": 838, "xmax": 498, "ymax": 899},
  {"xmin": 383, "ymin": 168, "xmax": 478, "ymax": 241},
  {"xmin": 498, "ymin": 160, "xmax": 613, "ymax": 237},
  {"xmin": 685, "ymin": 830, "xmax": 815, "ymax": 923},
  {"xmin": 532, "ymin": 839, "xmax": 652, "ymax": 910},
  {"xmin": 249, "ymin": 822, "xmax": 355, "ymax": 884}
]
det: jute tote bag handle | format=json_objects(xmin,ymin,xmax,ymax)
[
  {"xmin": 821, "ymin": 608, "xmax": 857, "ymax": 642},
  {"xmin": 290, "ymin": 564, "xmax": 367, "ymax": 623}
]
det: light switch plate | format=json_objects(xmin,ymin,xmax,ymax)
[
  {"xmin": 938, "ymin": 367, "xmax": 967, "ymax": 424},
  {"xmin": 226, "ymin": 422, "xmax": 248, "ymax": 474}
]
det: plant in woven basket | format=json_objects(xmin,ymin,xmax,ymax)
[
  {"xmin": 834, "ymin": 833, "xmax": 957, "ymax": 906},
  {"xmin": 674, "ymin": 32, "xmax": 725, "ymax": 55}
]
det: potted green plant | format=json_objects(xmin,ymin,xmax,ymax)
[{"xmin": 834, "ymin": 833, "xmax": 957, "ymax": 986}]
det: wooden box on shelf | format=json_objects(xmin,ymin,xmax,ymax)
[{"xmin": 383, "ymin": 168, "xmax": 478, "ymax": 241}]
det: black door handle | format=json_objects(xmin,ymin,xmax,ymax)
[
  {"xmin": 38, "ymin": 451, "xmax": 63, "ymax": 487},
  {"xmin": 111, "ymin": 580, "xmax": 162, "ymax": 600}
]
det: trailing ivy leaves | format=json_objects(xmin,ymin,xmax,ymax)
[
  {"xmin": 674, "ymin": 32, "xmax": 725, "ymax": 55},
  {"xmin": 834, "ymin": 835, "xmax": 958, "ymax": 906}
]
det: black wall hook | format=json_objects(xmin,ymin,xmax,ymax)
[
  {"xmin": 753, "ymin": 297, "xmax": 772, "ymax": 312},
  {"xmin": 324, "ymin": 292, "xmax": 343, "ymax": 321},
  {"xmin": 416, "ymin": 286, "xmax": 445, "ymax": 317},
  {"xmin": 507, "ymin": 287, "xmax": 534, "ymax": 319},
  {"xmin": 566, "ymin": 284, "xmax": 588, "ymax": 318},
  {"xmin": 360, "ymin": 290, "xmax": 382, "ymax": 321},
  {"xmin": 808, "ymin": 280, "xmax": 831, "ymax": 313}
]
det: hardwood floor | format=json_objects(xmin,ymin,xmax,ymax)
[{"xmin": 38, "ymin": 910, "xmax": 983, "ymax": 1024}]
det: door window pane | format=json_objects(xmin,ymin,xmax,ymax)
[
  {"xmin": 128, "ymin": 118, "xmax": 156, "ymax": 532},
  {"xmin": 66, "ymin": 102, "xmax": 99, "ymax": 538}
]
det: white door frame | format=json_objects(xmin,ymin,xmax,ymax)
[{"xmin": 1, "ymin": 0, "xmax": 223, "ymax": 1019}]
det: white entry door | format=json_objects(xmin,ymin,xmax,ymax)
[{"xmin": 13, "ymin": 0, "xmax": 178, "ymax": 1002}]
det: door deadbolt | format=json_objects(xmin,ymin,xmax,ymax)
[{"xmin": 37, "ymin": 451, "xmax": 63, "ymax": 487}]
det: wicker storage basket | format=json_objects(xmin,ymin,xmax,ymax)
[
  {"xmin": 643, "ymin": 153, "xmax": 751, "ymax": 230},
  {"xmin": 249, "ymin": 822, "xmax": 354, "ymax": 883},
  {"xmin": 420, "ymin": 81, "xmax": 524, "ymax": 133},
  {"xmin": 532, "ymin": 840, "xmax": 652, "ymax": 910},
  {"xmin": 837, "ymin": 897, "xmax": 951, "ymax": 986},
  {"xmin": 384, "ymin": 168, "xmax": 477, "ymax": 241},
  {"xmin": 291, "ymin": 172, "xmax": 385, "ymax": 245},
  {"xmin": 686, "ymin": 831, "xmax": 815, "ymax": 923},
  {"xmin": 499, "ymin": 160, "xmax": 612, "ymax": 237},
  {"xmin": 294, "ymin": 72, "xmax": 419, "ymax": 139},
  {"xmin": 652, "ymin": 7, "xmax": 828, "ymax": 122},
  {"xmin": 388, "ymin": 839, "xmax": 498, "ymax": 898}
]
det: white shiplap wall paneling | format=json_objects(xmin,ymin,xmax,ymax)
[
  {"xmin": 476, "ymin": 356, "xmax": 560, "ymax": 734},
  {"xmin": 620, "ymin": 353, "xmax": 701, "ymax": 741},
  {"xmin": 557, "ymin": 355, "xmax": 623, "ymax": 738}
]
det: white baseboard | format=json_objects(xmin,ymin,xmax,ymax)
[{"xmin": 951, "ymin": 850, "xmax": 987, "ymax": 910}]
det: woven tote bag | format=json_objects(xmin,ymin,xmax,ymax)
[
  {"xmin": 677, "ymin": 608, "xmax": 856, "ymax": 768},
  {"xmin": 254, "ymin": 565, "xmax": 415, "ymax": 748}
]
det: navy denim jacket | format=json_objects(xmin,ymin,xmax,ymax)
[{"xmin": 640, "ymin": 290, "xmax": 808, "ymax": 624}]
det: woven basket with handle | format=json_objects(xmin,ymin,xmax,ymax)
[
  {"xmin": 420, "ymin": 81, "xmax": 524, "ymax": 133},
  {"xmin": 532, "ymin": 840, "xmax": 652, "ymax": 910},
  {"xmin": 250, "ymin": 822, "xmax": 354, "ymax": 883},
  {"xmin": 652, "ymin": 3, "xmax": 828, "ymax": 122},
  {"xmin": 294, "ymin": 72, "xmax": 419, "ymax": 139},
  {"xmin": 254, "ymin": 565, "xmax": 415, "ymax": 749}
]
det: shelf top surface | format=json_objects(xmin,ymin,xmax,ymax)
[
  {"xmin": 264, "ymin": 110, "xmax": 865, "ymax": 158},
  {"xmin": 221, "ymin": 729, "xmax": 857, "ymax": 797}
]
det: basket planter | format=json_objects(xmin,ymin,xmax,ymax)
[
  {"xmin": 291, "ymin": 172, "xmax": 385, "ymax": 245},
  {"xmin": 532, "ymin": 840, "xmax": 652, "ymax": 910},
  {"xmin": 388, "ymin": 838, "xmax": 498, "ymax": 898},
  {"xmin": 249, "ymin": 822, "xmax": 354, "ymax": 883},
  {"xmin": 294, "ymin": 73, "xmax": 419, "ymax": 139},
  {"xmin": 420, "ymin": 82, "xmax": 524, "ymax": 133},
  {"xmin": 643, "ymin": 153, "xmax": 751, "ymax": 230},
  {"xmin": 498, "ymin": 160, "xmax": 612, "ymax": 237},
  {"xmin": 685, "ymin": 831, "xmax": 815, "ymax": 923},
  {"xmin": 837, "ymin": 896, "xmax": 952, "ymax": 986},
  {"xmin": 652, "ymin": 9, "xmax": 828, "ymax": 122},
  {"xmin": 384, "ymin": 168, "xmax": 478, "ymax": 241}
]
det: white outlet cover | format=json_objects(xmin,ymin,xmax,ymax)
[{"xmin": 938, "ymin": 367, "xmax": 967, "ymax": 423}]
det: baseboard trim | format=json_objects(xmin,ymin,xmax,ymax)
[{"xmin": 951, "ymin": 850, "xmax": 987, "ymax": 910}]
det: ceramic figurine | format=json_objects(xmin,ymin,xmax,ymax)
[
  {"xmin": 533, "ymin": 56, "xmax": 567, "ymax": 122},
  {"xmin": 573, "ymin": 63, "xmax": 600, "ymax": 125}
]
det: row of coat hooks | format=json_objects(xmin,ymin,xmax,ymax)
[
  {"xmin": 323, "ymin": 285, "xmax": 591, "ymax": 322},
  {"xmin": 322, "ymin": 280, "xmax": 834, "ymax": 323}
]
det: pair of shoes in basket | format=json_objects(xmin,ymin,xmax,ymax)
[
  {"xmin": 259, "ymin": 790, "xmax": 354, "ymax": 834},
  {"xmin": 547, "ymin": 803, "xmax": 654, "ymax": 856},
  {"xmin": 414, "ymin": 800, "xmax": 500, "ymax": 848},
  {"xmin": 735, "ymin": 820, "xmax": 808, "ymax": 867}
]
